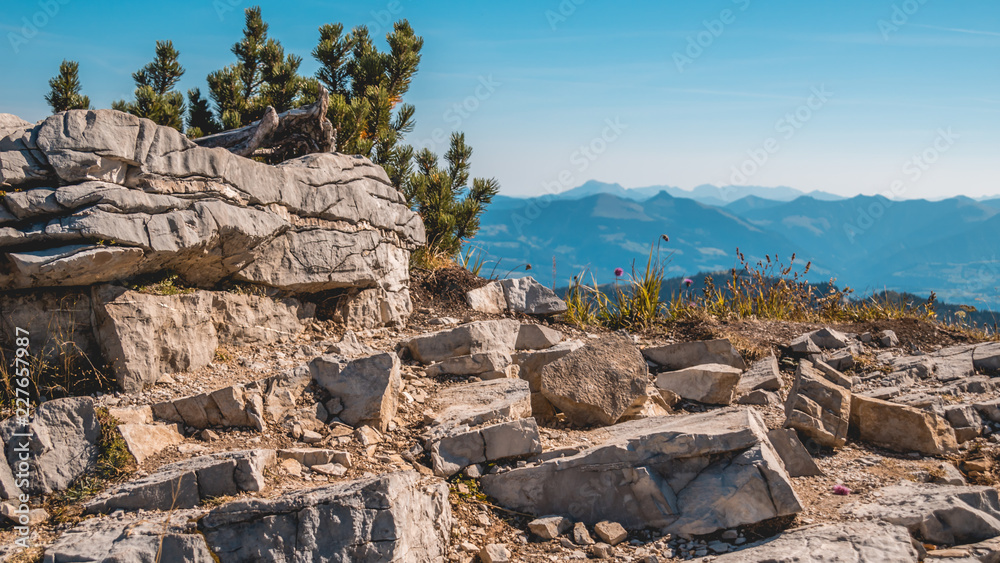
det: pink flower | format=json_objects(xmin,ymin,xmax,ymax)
[
  {"xmin": 614, "ymin": 268, "xmax": 624, "ymax": 277},
  {"xmin": 683, "ymin": 278, "xmax": 694, "ymax": 287},
  {"xmin": 832, "ymin": 484, "xmax": 851, "ymax": 496}
]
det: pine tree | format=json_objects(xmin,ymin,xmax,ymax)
[
  {"xmin": 113, "ymin": 40, "xmax": 186, "ymax": 130},
  {"xmin": 406, "ymin": 133, "xmax": 499, "ymax": 257},
  {"xmin": 185, "ymin": 88, "xmax": 221, "ymax": 138},
  {"xmin": 207, "ymin": 6, "xmax": 307, "ymax": 130},
  {"xmin": 44, "ymin": 60, "xmax": 91, "ymax": 113},
  {"xmin": 313, "ymin": 20, "xmax": 422, "ymax": 177}
]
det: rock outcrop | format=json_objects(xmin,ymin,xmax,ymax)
[
  {"xmin": 0, "ymin": 109, "xmax": 423, "ymax": 384},
  {"xmin": 481, "ymin": 408, "xmax": 802, "ymax": 535},
  {"xmin": 712, "ymin": 521, "xmax": 919, "ymax": 562},
  {"xmin": 199, "ymin": 471, "xmax": 452, "ymax": 562}
]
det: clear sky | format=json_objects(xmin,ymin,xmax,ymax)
[{"xmin": 2, "ymin": 0, "xmax": 998, "ymax": 199}]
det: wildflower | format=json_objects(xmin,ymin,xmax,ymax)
[
  {"xmin": 832, "ymin": 484, "xmax": 851, "ymax": 496},
  {"xmin": 525, "ymin": 264, "xmax": 532, "ymax": 271},
  {"xmin": 614, "ymin": 267, "xmax": 624, "ymax": 277},
  {"xmin": 683, "ymin": 278, "xmax": 693, "ymax": 287}
]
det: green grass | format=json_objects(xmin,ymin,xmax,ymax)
[{"xmin": 561, "ymin": 241, "xmax": 957, "ymax": 332}]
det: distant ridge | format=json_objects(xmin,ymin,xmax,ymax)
[
  {"xmin": 471, "ymin": 187, "xmax": 1000, "ymax": 309},
  {"xmin": 530, "ymin": 180, "xmax": 845, "ymax": 207}
]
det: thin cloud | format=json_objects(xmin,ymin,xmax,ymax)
[{"xmin": 912, "ymin": 24, "xmax": 1000, "ymax": 37}]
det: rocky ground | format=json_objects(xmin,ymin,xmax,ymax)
[
  {"xmin": 3, "ymin": 110, "xmax": 1000, "ymax": 562},
  {"xmin": 0, "ymin": 267, "xmax": 996, "ymax": 562}
]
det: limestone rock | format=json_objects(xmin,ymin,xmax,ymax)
[
  {"xmin": 500, "ymin": 276, "xmax": 567, "ymax": 315},
  {"xmin": 642, "ymin": 339, "xmax": 747, "ymax": 371},
  {"xmin": 515, "ymin": 324, "xmax": 563, "ymax": 350},
  {"xmin": 92, "ymin": 285, "xmax": 218, "ymax": 393},
  {"xmin": 0, "ymin": 109, "xmax": 422, "ymax": 328},
  {"xmin": 945, "ymin": 404, "xmax": 983, "ymax": 444},
  {"xmin": 594, "ymin": 521, "xmax": 628, "ymax": 546},
  {"xmin": 117, "ymin": 422, "xmax": 184, "ymax": 464},
  {"xmin": 85, "ymin": 450, "xmax": 274, "ymax": 513},
  {"xmin": 310, "ymin": 353, "xmax": 402, "ymax": 432},
  {"xmin": 845, "ymin": 482, "xmax": 1000, "ymax": 545},
  {"xmin": 481, "ymin": 408, "xmax": 802, "ymax": 535},
  {"xmin": 515, "ymin": 340, "xmax": 584, "ymax": 392},
  {"xmin": 0, "ymin": 397, "xmax": 100, "ymax": 495},
  {"xmin": 849, "ymin": 394, "xmax": 957, "ymax": 456},
  {"xmin": 210, "ymin": 292, "xmax": 314, "ymax": 345},
  {"xmin": 466, "ymin": 281, "xmax": 507, "ymax": 314},
  {"xmin": 880, "ymin": 329, "xmax": 900, "ymax": 347},
  {"xmin": 153, "ymin": 381, "xmax": 265, "ymax": 431},
  {"xmin": 783, "ymin": 360, "xmax": 851, "ymax": 448},
  {"xmin": 766, "ymin": 428, "xmax": 823, "ymax": 477},
  {"xmin": 405, "ymin": 319, "xmax": 520, "ymax": 364},
  {"xmin": 974, "ymin": 398, "xmax": 1000, "ymax": 423},
  {"xmin": 425, "ymin": 351, "xmax": 511, "ymax": 377},
  {"xmin": 199, "ymin": 471, "xmax": 452, "ymax": 562},
  {"xmin": 974, "ymin": 342, "xmax": 1000, "ymax": 372},
  {"xmin": 712, "ymin": 521, "xmax": 918, "ymax": 563},
  {"xmin": 277, "ymin": 448, "xmax": 352, "ymax": 468},
  {"xmin": 737, "ymin": 355, "xmax": 781, "ymax": 394},
  {"xmin": 42, "ymin": 510, "xmax": 215, "ymax": 563},
  {"xmin": 425, "ymin": 379, "xmax": 532, "ymax": 432},
  {"xmin": 480, "ymin": 543, "xmax": 511, "ymax": 563},
  {"xmin": 540, "ymin": 333, "xmax": 649, "ymax": 426},
  {"xmin": 430, "ymin": 418, "xmax": 542, "ymax": 477},
  {"xmin": 655, "ymin": 363, "xmax": 742, "ymax": 405},
  {"xmin": 809, "ymin": 327, "xmax": 851, "ymax": 349},
  {"xmin": 528, "ymin": 516, "xmax": 571, "ymax": 539}
]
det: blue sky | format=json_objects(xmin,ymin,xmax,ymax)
[{"xmin": 2, "ymin": 0, "xmax": 998, "ymax": 199}]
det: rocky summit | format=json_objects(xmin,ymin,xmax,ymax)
[{"xmin": 2, "ymin": 110, "xmax": 1000, "ymax": 563}]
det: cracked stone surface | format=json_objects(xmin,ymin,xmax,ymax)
[
  {"xmin": 0, "ymin": 110, "xmax": 423, "ymax": 328},
  {"xmin": 481, "ymin": 407, "xmax": 802, "ymax": 535}
]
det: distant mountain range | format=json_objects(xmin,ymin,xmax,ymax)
[
  {"xmin": 470, "ymin": 182, "xmax": 1000, "ymax": 310},
  {"xmin": 546, "ymin": 180, "xmax": 845, "ymax": 207}
]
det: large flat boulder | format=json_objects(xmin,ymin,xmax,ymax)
[
  {"xmin": 783, "ymin": 360, "xmax": 851, "ymax": 448},
  {"xmin": 540, "ymin": 333, "xmax": 649, "ymax": 426},
  {"xmin": 642, "ymin": 338, "xmax": 747, "ymax": 371},
  {"xmin": 0, "ymin": 397, "xmax": 100, "ymax": 496},
  {"xmin": 849, "ymin": 394, "xmax": 957, "ymax": 456},
  {"xmin": 481, "ymin": 408, "xmax": 802, "ymax": 536},
  {"xmin": 85, "ymin": 450, "xmax": 273, "ymax": 513},
  {"xmin": 0, "ymin": 109, "xmax": 422, "ymax": 328},
  {"xmin": 426, "ymin": 379, "xmax": 532, "ymax": 431},
  {"xmin": 712, "ymin": 521, "xmax": 919, "ymax": 562},
  {"xmin": 42, "ymin": 510, "xmax": 215, "ymax": 563},
  {"xmin": 309, "ymin": 353, "xmax": 402, "ymax": 432},
  {"xmin": 655, "ymin": 363, "xmax": 742, "ymax": 405},
  {"xmin": 404, "ymin": 319, "xmax": 520, "ymax": 364},
  {"xmin": 199, "ymin": 471, "xmax": 452, "ymax": 562},
  {"xmin": 845, "ymin": 482, "xmax": 1000, "ymax": 546}
]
